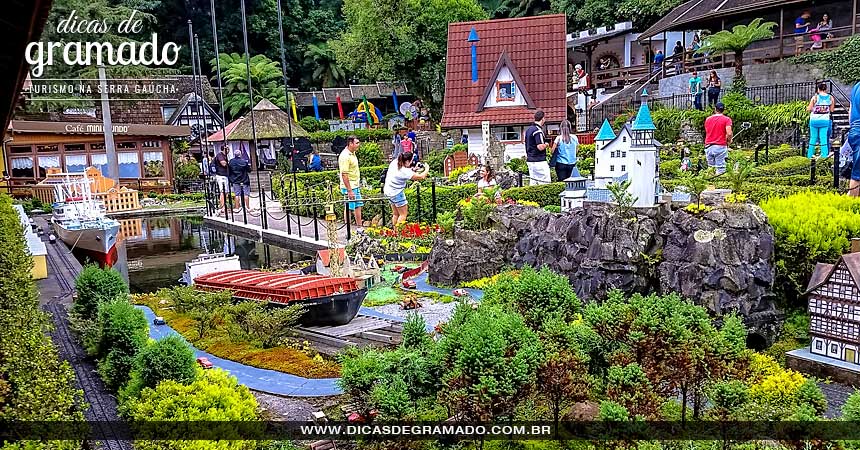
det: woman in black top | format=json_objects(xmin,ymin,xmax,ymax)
[{"xmin": 707, "ymin": 71, "xmax": 722, "ymax": 107}]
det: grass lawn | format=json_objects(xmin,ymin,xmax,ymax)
[{"xmin": 132, "ymin": 292, "xmax": 341, "ymax": 379}]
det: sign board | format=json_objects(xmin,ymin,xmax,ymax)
[
  {"xmin": 327, "ymin": 120, "xmax": 368, "ymax": 132},
  {"xmin": 481, "ymin": 121, "xmax": 490, "ymax": 162}
]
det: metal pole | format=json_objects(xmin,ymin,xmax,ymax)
[
  {"xmin": 313, "ymin": 193, "xmax": 320, "ymax": 241},
  {"xmin": 194, "ymin": 34, "xmax": 212, "ymax": 160},
  {"xmin": 240, "ymin": 0, "xmax": 267, "ymax": 229},
  {"xmin": 416, "ymin": 183, "xmax": 422, "ymax": 223},
  {"xmin": 98, "ymin": 66, "xmax": 119, "ymax": 183},
  {"xmin": 276, "ymin": 0, "xmax": 296, "ymax": 165},
  {"xmin": 431, "ymin": 179, "xmax": 437, "ymax": 221},
  {"xmin": 208, "ymin": 0, "xmax": 229, "ymax": 149}
]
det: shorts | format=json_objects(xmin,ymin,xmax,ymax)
[
  {"xmin": 233, "ymin": 183, "xmax": 250, "ymax": 196},
  {"xmin": 214, "ymin": 175, "xmax": 229, "ymax": 193},
  {"xmin": 527, "ymin": 161, "xmax": 551, "ymax": 185},
  {"xmin": 341, "ymin": 187, "xmax": 363, "ymax": 210},
  {"xmin": 388, "ymin": 191, "xmax": 407, "ymax": 208},
  {"xmin": 705, "ymin": 145, "xmax": 728, "ymax": 174}
]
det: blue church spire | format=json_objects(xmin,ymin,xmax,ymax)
[
  {"xmin": 595, "ymin": 119, "xmax": 616, "ymax": 141},
  {"xmin": 632, "ymin": 89, "xmax": 656, "ymax": 131}
]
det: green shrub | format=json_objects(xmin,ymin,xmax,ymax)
[
  {"xmin": 842, "ymin": 390, "xmax": 860, "ymax": 420},
  {"xmin": 578, "ymin": 143, "xmax": 595, "ymax": 161},
  {"xmin": 173, "ymin": 156, "xmax": 200, "ymax": 181},
  {"xmin": 0, "ymin": 194, "xmax": 83, "ymax": 441},
  {"xmin": 95, "ymin": 300, "xmax": 149, "ymax": 391},
  {"xmin": 122, "ymin": 335, "xmax": 197, "ymax": 401},
  {"xmin": 308, "ymin": 128, "xmax": 392, "ymax": 143},
  {"xmin": 74, "ymin": 265, "xmax": 129, "ymax": 320},
  {"xmin": 448, "ymin": 165, "xmax": 475, "ymax": 183},
  {"xmin": 544, "ymin": 205, "xmax": 562, "ymax": 213},
  {"xmin": 794, "ymin": 35, "xmax": 860, "ymax": 84},
  {"xmin": 504, "ymin": 183, "xmax": 565, "ymax": 207},
  {"xmin": 761, "ymin": 192, "xmax": 860, "ymax": 306},
  {"xmin": 299, "ymin": 117, "xmax": 327, "ymax": 132},
  {"xmin": 483, "ymin": 266, "xmax": 581, "ymax": 330},
  {"xmin": 505, "ymin": 157, "xmax": 528, "ymax": 174},
  {"xmin": 356, "ymin": 142, "xmax": 384, "ymax": 167}
]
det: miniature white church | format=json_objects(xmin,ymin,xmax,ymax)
[{"xmin": 561, "ymin": 89, "xmax": 661, "ymax": 211}]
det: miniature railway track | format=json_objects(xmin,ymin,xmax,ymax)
[
  {"xmin": 37, "ymin": 218, "xmax": 132, "ymax": 450},
  {"xmin": 294, "ymin": 314, "xmax": 404, "ymax": 356}
]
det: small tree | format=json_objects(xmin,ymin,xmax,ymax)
[
  {"xmin": 187, "ymin": 290, "xmax": 232, "ymax": 340},
  {"xmin": 606, "ymin": 179, "xmax": 637, "ymax": 219},
  {"xmin": 401, "ymin": 313, "xmax": 432, "ymax": 350},
  {"xmin": 680, "ymin": 169, "xmax": 710, "ymax": 208},
  {"xmin": 132, "ymin": 335, "xmax": 197, "ymax": 390},
  {"xmin": 247, "ymin": 305, "xmax": 304, "ymax": 348},
  {"xmin": 95, "ymin": 300, "xmax": 149, "ymax": 391},
  {"xmin": 74, "ymin": 265, "xmax": 128, "ymax": 320},
  {"xmin": 723, "ymin": 153, "xmax": 756, "ymax": 195},
  {"xmin": 842, "ymin": 390, "xmax": 860, "ymax": 420},
  {"xmin": 695, "ymin": 18, "xmax": 776, "ymax": 86},
  {"xmin": 224, "ymin": 301, "xmax": 264, "ymax": 342},
  {"xmin": 538, "ymin": 349, "xmax": 593, "ymax": 429}
]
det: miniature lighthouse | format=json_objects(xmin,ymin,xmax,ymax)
[
  {"xmin": 560, "ymin": 176, "xmax": 588, "ymax": 212},
  {"xmin": 627, "ymin": 89, "xmax": 659, "ymax": 207}
]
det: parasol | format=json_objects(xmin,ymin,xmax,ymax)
[
  {"xmin": 336, "ymin": 94, "xmax": 344, "ymax": 120},
  {"xmin": 289, "ymin": 92, "xmax": 298, "ymax": 122},
  {"xmin": 399, "ymin": 101, "xmax": 413, "ymax": 120},
  {"xmin": 392, "ymin": 89, "xmax": 399, "ymax": 115}
]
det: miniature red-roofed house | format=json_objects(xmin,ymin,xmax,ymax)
[
  {"xmin": 441, "ymin": 15, "xmax": 568, "ymax": 163},
  {"xmin": 803, "ymin": 244, "xmax": 860, "ymax": 364}
]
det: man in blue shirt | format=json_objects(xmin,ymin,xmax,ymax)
[
  {"xmin": 524, "ymin": 110, "xmax": 551, "ymax": 185},
  {"xmin": 795, "ymin": 11, "xmax": 812, "ymax": 55},
  {"xmin": 309, "ymin": 150, "xmax": 323, "ymax": 172},
  {"xmin": 689, "ymin": 70, "xmax": 703, "ymax": 111},
  {"xmin": 228, "ymin": 149, "xmax": 252, "ymax": 211}
]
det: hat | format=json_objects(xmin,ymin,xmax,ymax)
[
  {"xmin": 233, "ymin": 149, "xmax": 243, "ymax": 157},
  {"xmin": 575, "ymin": 64, "xmax": 582, "ymax": 70},
  {"xmin": 715, "ymin": 102, "xmax": 725, "ymax": 112}
]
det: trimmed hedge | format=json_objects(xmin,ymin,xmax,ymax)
[
  {"xmin": 0, "ymin": 194, "xmax": 83, "ymax": 443},
  {"xmin": 503, "ymin": 183, "xmax": 565, "ymax": 206},
  {"xmin": 309, "ymin": 128, "xmax": 393, "ymax": 143}
]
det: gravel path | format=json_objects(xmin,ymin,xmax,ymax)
[
  {"xmin": 254, "ymin": 391, "xmax": 341, "ymax": 420},
  {"xmin": 819, "ymin": 381, "xmax": 855, "ymax": 418},
  {"xmin": 372, "ymin": 298, "xmax": 459, "ymax": 329}
]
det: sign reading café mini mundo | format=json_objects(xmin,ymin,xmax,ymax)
[{"xmin": 25, "ymin": 9, "xmax": 180, "ymax": 78}]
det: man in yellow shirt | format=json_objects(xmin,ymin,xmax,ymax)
[{"xmin": 338, "ymin": 136, "xmax": 363, "ymax": 226}]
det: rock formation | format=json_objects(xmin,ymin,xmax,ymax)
[{"xmin": 428, "ymin": 202, "xmax": 779, "ymax": 333}]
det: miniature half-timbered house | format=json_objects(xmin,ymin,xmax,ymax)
[{"xmin": 804, "ymin": 249, "xmax": 860, "ymax": 365}]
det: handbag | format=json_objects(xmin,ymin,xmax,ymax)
[
  {"xmin": 548, "ymin": 148, "xmax": 559, "ymax": 168},
  {"xmin": 840, "ymin": 139, "xmax": 854, "ymax": 179}
]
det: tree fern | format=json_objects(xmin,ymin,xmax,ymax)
[{"xmin": 696, "ymin": 19, "xmax": 776, "ymax": 80}]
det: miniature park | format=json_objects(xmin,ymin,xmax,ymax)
[{"xmin": 8, "ymin": 0, "xmax": 860, "ymax": 448}]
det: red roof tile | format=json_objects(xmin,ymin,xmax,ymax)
[{"xmin": 441, "ymin": 15, "xmax": 567, "ymax": 129}]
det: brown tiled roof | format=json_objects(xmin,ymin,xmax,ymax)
[
  {"xmin": 294, "ymin": 91, "xmax": 327, "ymax": 107},
  {"xmin": 441, "ymin": 15, "xmax": 568, "ymax": 129},
  {"xmin": 322, "ymin": 88, "xmax": 353, "ymax": 103},
  {"xmin": 350, "ymin": 85, "xmax": 383, "ymax": 100},
  {"xmin": 804, "ymin": 253, "xmax": 860, "ymax": 295},
  {"xmin": 639, "ymin": 0, "xmax": 808, "ymax": 40},
  {"xmin": 376, "ymin": 82, "xmax": 409, "ymax": 96}
]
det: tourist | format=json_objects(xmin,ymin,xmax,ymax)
[
  {"xmin": 673, "ymin": 40, "xmax": 685, "ymax": 74},
  {"xmin": 524, "ymin": 110, "xmax": 551, "ymax": 185},
  {"xmin": 690, "ymin": 34, "xmax": 701, "ymax": 52},
  {"xmin": 401, "ymin": 134, "xmax": 415, "ymax": 155},
  {"xmin": 811, "ymin": 14, "xmax": 833, "ymax": 49},
  {"xmin": 460, "ymin": 134, "xmax": 468, "ymax": 145},
  {"xmin": 704, "ymin": 102, "xmax": 733, "ymax": 175},
  {"xmin": 476, "ymin": 164, "xmax": 497, "ymax": 194},
  {"xmin": 383, "ymin": 151, "xmax": 427, "ymax": 225},
  {"xmin": 808, "ymin": 82, "xmax": 834, "ymax": 159},
  {"xmin": 338, "ymin": 135, "xmax": 363, "ymax": 227},
  {"xmin": 309, "ymin": 149, "xmax": 323, "ymax": 172},
  {"xmin": 795, "ymin": 11, "xmax": 812, "ymax": 55},
  {"xmin": 214, "ymin": 145, "xmax": 230, "ymax": 213},
  {"xmin": 653, "ymin": 50, "xmax": 665, "ymax": 72},
  {"xmin": 689, "ymin": 70, "xmax": 704, "ymax": 111},
  {"xmin": 392, "ymin": 129, "xmax": 403, "ymax": 159},
  {"xmin": 847, "ymin": 82, "xmax": 860, "ymax": 196},
  {"xmin": 706, "ymin": 71, "xmax": 722, "ymax": 107},
  {"xmin": 228, "ymin": 148, "xmax": 252, "ymax": 212},
  {"xmin": 549, "ymin": 119, "xmax": 580, "ymax": 181},
  {"xmin": 407, "ymin": 128, "xmax": 417, "ymax": 143}
]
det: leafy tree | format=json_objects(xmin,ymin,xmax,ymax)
[
  {"xmin": 224, "ymin": 300, "xmax": 263, "ymax": 341},
  {"xmin": 303, "ymin": 42, "xmax": 347, "ymax": 88},
  {"xmin": 401, "ymin": 313, "xmax": 432, "ymax": 350},
  {"xmin": 74, "ymin": 265, "xmax": 129, "ymax": 320},
  {"xmin": 120, "ymin": 369, "xmax": 259, "ymax": 450},
  {"xmin": 482, "ymin": 265, "xmax": 580, "ymax": 330},
  {"xmin": 842, "ymin": 389, "xmax": 860, "ymax": 420},
  {"xmin": 247, "ymin": 305, "xmax": 304, "ymax": 348},
  {"xmin": 695, "ymin": 19, "xmax": 777, "ymax": 84},
  {"xmin": 598, "ymin": 400, "xmax": 630, "ymax": 421},
  {"xmin": 185, "ymin": 289, "xmax": 232, "ymax": 340},
  {"xmin": 331, "ymin": 0, "xmax": 486, "ymax": 113},
  {"xmin": 607, "ymin": 179, "xmax": 637, "ymax": 219},
  {"xmin": 95, "ymin": 300, "xmax": 149, "ymax": 391},
  {"xmin": 436, "ymin": 304, "xmax": 543, "ymax": 420},
  {"xmin": 605, "ymin": 363, "xmax": 661, "ymax": 419},
  {"xmin": 481, "ymin": 0, "xmax": 550, "ymax": 19},
  {"xmin": 537, "ymin": 349, "xmax": 593, "ymax": 428},
  {"xmin": 356, "ymin": 142, "xmax": 384, "ymax": 167},
  {"xmin": 213, "ymin": 53, "xmax": 286, "ymax": 118},
  {"xmin": 680, "ymin": 169, "xmax": 710, "ymax": 208},
  {"xmin": 121, "ymin": 335, "xmax": 197, "ymax": 401},
  {"xmin": 723, "ymin": 153, "xmax": 756, "ymax": 194}
]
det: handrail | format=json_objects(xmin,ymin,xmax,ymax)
[{"xmin": 828, "ymin": 80, "xmax": 851, "ymax": 112}]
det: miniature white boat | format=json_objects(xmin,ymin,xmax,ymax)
[
  {"xmin": 50, "ymin": 172, "xmax": 120, "ymax": 254},
  {"xmin": 181, "ymin": 252, "xmax": 242, "ymax": 285}
]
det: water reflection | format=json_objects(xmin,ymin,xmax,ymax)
[{"xmin": 72, "ymin": 215, "xmax": 312, "ymax": 293}]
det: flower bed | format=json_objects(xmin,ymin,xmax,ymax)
[{"xmin": 132, "ymin": 292, "xmax": 340, "ymax": 378}]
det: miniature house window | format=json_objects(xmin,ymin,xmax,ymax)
[
  {"xmin": 622, "ymin": 137, "xmax": 627, "ymax": 143},
  {"xmin": 621, "ymin": 165, "xmax": 626, "ymax": 171},
  {"xmin": 610, "ymin": 165, "xmax": 615, "ymax": 172},
  {"xmin": 816, "ymin": 341, "xmax": 823, "ymax": 350},
  {"xmin": 496, "ymin": 81, "xmax": 517, "ymax": 102},
  {"xmin": 832, "ymin": 344, "xmax": 838, "ymax": 353},
  {"xmin": 492, "ymin": 126, "xmax": 521, "ymax": 141},
  {"xmin": 622, "ymin": 152, "xmax": 627, "ymax": 157}
]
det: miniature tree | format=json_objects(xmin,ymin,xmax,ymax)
[
  {"xmin": 723, "ymin": 153, "xmax": 755, "ymax": 202},
  {"xmin": 606, "ymin": 180, "xmax": 637, "ymax": 219},
  {"xmin": 680, "ymin": 169, "xmax": 711, "ymax": 210},
  {"xmin": 187, "ymin": 290, "xmax": 233, "ymax": 340},
  {"xmin": 74, "ymin": 264, "xmax": 129, "ymax": 320}
]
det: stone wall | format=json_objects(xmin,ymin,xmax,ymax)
[
  {"xmin": 428, "ymin": 202, "xmax": 781, "ymax": 336},
  {"xmin": 657, "ymin": 61, "xmax": 852, "ymax": 98}
]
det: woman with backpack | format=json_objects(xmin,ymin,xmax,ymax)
[
  {"xmin": 548, "ymin": 119, "xmax": 580, "ymax": 181},
  {"xmin": 383, "ymin": 151, "xmax": 427, "ymax": 225},
  {"xmin": 847, "ymin": 81, "xmax": 860, "ymax": 196},
  {"xmin": 807, "ymin": 81, "xmax": 834, "ymax": 159}
]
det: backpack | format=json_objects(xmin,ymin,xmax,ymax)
[{"xmin": 840, "ymin": 139, "xmax": 854, "ymax": 179}]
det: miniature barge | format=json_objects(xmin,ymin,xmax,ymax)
[{"xmin": 194, "ymin": 270, "xmax": 366, "ymax": 326}]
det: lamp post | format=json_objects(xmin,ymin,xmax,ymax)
[{"xmin": 240, "ymin": 0, "xmax": 268, "ymax": 229}]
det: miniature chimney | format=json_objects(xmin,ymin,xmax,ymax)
[{"xmin": 851, "ymin": 238, "xmax": 860, "ymax": 253}]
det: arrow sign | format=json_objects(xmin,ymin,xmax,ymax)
[{"xmin": 468, "ymin": 27, "xmax": 479, "ymax": 83}]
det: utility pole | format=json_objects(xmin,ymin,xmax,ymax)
[{"xmin": 98, "ymin": 66, "xmax": 119, "ymax": 183}]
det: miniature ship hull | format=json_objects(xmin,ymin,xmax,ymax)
[
  {"xmin": 193, "ymin": 269, "xmax": 366, "ymax": 326},
  {"xmin": 52, "ymin": 221, "xmax": 119, "ymax": 254}
]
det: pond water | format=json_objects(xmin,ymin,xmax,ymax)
[{"xmin": 72, "ymin": 215, "xmax": 312, "ymax": 293}]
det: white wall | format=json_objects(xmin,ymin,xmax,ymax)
[
  {"xmin": 628, "ymin": 148, "xmax": 657, "ymax": 207},
  {"xmin": 483, "ymin": 66, "xmax": 528, "ymax": 108}
]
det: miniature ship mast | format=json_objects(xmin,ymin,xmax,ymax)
[{"xmin": 324, "ymin": 182, "xmax": 344, "ymax": 277}]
